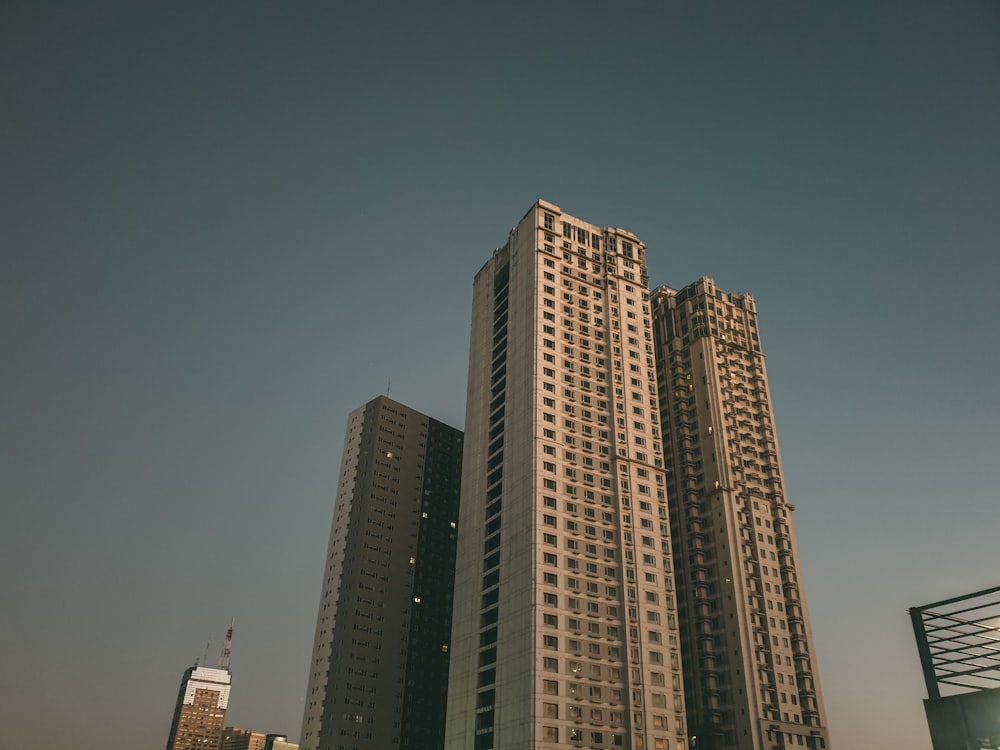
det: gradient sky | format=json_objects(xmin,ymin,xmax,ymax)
[{"xmin": 2, "ymin": 3, "xmax": 998, "ymax": 749}]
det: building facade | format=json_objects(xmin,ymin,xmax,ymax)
[
  {"xmin": 165, "ymin": 666, "xmax": 232, "ymax": 750},
  {"xmin": 265, "ymin": 734, "xmax": 299, "ymax": 750},
  {"xmin": 221, "ymin": 727, "xmax": 267, "ymax": 750},
  {"xmin": 650, "ymin": 279, "xmax": 831, "ymax": 750},
  {"xmin": 300, "ymin": 396, "xmax": 463, "ymax": 750},
  {"xmin": 445, "ymin": 201, "xmax": 688, "ymax": 750}
]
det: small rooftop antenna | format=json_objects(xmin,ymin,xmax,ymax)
[
  {"xmin": 198, "ymin": 635, "xmax": 210, "ymax": 668},
  {"xmin": 218, "ymin": 620, "xmax": 234, "ymax": 671},
  {"xmin": 386, "ymin": 378, "xmax": 391, "ymax": 396}
]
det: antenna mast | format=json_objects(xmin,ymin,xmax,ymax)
[{"xmin": 218, "ymin": 620, "xmax": 234, "ymax": 671}]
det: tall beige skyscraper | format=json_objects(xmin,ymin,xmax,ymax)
[
  {"xmin": 651, "ymin": 279, "xmax": 831, "ymax": 750},
  {"xmin": 300, "ymin": 395, "xmax": 463, "ymax": 750},
  {"xmin": 446, "ymin": 201, "xmax": 688, "ymax": 750}
]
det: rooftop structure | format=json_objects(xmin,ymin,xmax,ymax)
[{"xmin": 911, "ymin": 585, "xmax": 1000, "ymax": 749}]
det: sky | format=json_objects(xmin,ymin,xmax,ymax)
[{"xmin": 2, "ymin": 2, "xmax": 998, "ymax": 748}]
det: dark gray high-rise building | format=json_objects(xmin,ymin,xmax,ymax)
[
  {"xmin": 300, "ymin": 396, "xmax": 463, "ymax": 750},
  {"xmin": 651, "ymin": 279, "xmax": 831, "ymax": 750}
]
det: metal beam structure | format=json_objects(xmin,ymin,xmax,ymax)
[{"xmin": 910, "ymin": 585, "xmax": 1000, "ymax": 700}]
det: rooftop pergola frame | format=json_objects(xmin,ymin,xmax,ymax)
[{"xmin": 911, "ymin": 585, "xmax": 1000, "ymax": 700}]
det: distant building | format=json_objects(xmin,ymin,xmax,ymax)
[
  {"xmin": 220, "ymin": 726, "xmax": 266, "ymax": 750},
  {"xmin": 651, "ymin": 279, "xmax": 832, "ymax": 749},
  {"xmin": 164, "ymin": 665, "xmax": 232, "ymax": 750},
  {"xmin": 264, "ymin": 734, "xmax": 298, "ymax": 750},
  {"xmin": 220, "ymin": 727, "xmax": 293, "ymax": 750},
  {"xmin": 300, "ymin": 395, "xmax": 463, "ymax": 750}
]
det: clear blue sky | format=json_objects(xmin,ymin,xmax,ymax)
[{"xmin": 2, "ymin": 2, "xmax": 998, "ymax": 748}]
